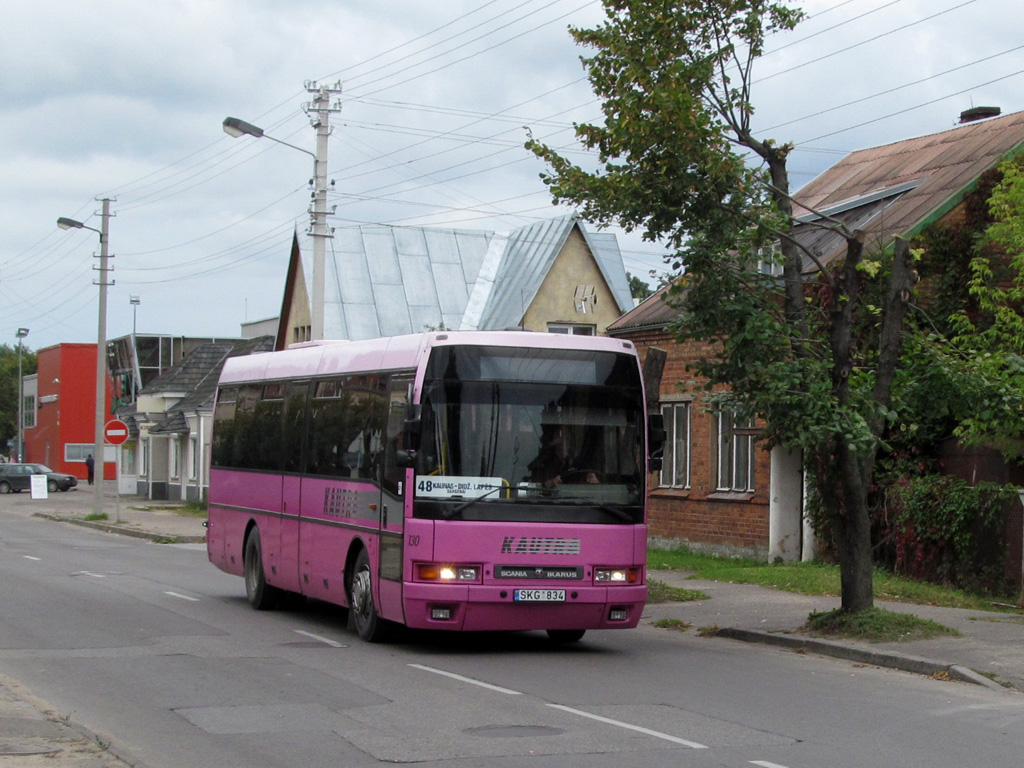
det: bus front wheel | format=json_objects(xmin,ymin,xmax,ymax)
[
  {"xmin": 244, "ymin": 527, "xmax": 280, "ymax": 611},
  {"xmin": 349, "ymin": 549, "xmax": 389, "ymax": 642}
]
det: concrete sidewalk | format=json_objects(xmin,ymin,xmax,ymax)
[
  {"xmin": 646, "ymin": 569, "xmax": 1024, "ymax": 693},
  {"xmin": 4, "ymin": 482, "xmax": 1024, "ymax": 697}
]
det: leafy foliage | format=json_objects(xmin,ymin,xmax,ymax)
[
  {"xmin": 0, "ymin": 343, "xmax": 37, "ymax": 456},
  {"xmin": 529, "ymin": 0, "xmax": 918, "ymax": 612},
  {"xmin": 888, "ymin": 475, "xmax": 1015, "ymax": 594}
]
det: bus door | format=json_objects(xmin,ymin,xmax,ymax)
[
  {"xmin": 375, "ymin": 375, "xmax": 413, "ymax": 620},
  {"xmin": 279, "ymin": 380, "xmax": 308, "ymax": 594}
]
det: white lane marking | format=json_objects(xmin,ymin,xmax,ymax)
[
  {"xmin": 409, "ymin": 664, "xmax": 522, "ymax": 695},
  {"xmin": 751, "ymin": 762, "xmax": 792, "ymax": 768},
  {"xmin": 546, "ymin": 704, "xmax": 709, "ymax": 749},
  {"xmin": 164, "ymin": 591, "xmax": 200, "ymax": 602},
  {"xmin": 23, "ymin": 556, "xmax": 41, "ymax": 561},
  {"xmin": 73, "ymin": 571, "xmax": 106, "ymax": 578},
  {"xmin": 294, "ymin": 630, "xmax": 345, "ymax": 647}
]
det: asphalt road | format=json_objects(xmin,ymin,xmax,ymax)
[{"xmin": 1, "ymin": 509, "xmax": 1023, "ymax": 768}]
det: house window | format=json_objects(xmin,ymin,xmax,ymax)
[
  {"xmin": 548, "ymin": 323, "xmax": 595, "ymax": 335},
  {"xmin": 757, "ymin": 241, "xmax": 784, "ymax": 277},
  {"xmin": 293, "ymin": 325, "xmax": 311, "ymax": 343},
  {"xmin": 189, "ymin": 435, "xmax": 198, "ymax": 480},
  {"xmin": 170, "ymin": 436, "xmax": 180, "ymax": 480},
  {"xmin": 714, "ymin": 411, "xmax": 756, "ymax": 492},
  {"xmin": 659, "ymin": 402, "xmax": 690, "ymax": 489},
  {"xmin": 22, "ymin": 395, "xmax": 36, "ymax": 428},
  {"xmin": 64, "ymin": 443, "xmax": 115, "ymax": 463}
]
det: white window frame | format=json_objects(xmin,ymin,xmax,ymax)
[
  {"xmin": 659, "ymin": 402, "xmax": 691, "ymax": 489},
  {"xmin": 170, "ymin": 436, "xmax": 180, "ymax": 480},
  {"xmin": 189, "ymin": 435, "xmax": 198, "ymax": 480},
  {"xmin": 714, "ymin": 411, "xmax": 756, "ymax": 492},
  {"xmin": 547, "ymin": 323, "xmax": 596, "ymax": 335}
]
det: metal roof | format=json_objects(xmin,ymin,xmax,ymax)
[
  {"xmin": 303, "ymin": 214, "xmax": 634, "ymax": 340},
  {"xmin": 610, "ymin": 111, "xmax": 1024, "ymax": 333}
]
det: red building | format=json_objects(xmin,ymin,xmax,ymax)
[{"xmin": 24, "ymin": 343, "xmax": 115, "ymax": 481}]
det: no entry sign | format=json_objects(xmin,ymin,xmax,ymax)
[{"xmin": 104, "ymin": 419, "xmax": 130, "ymax": 446}]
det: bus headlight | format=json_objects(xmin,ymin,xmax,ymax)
[
  {"xmin": 416, "ymin": 563, "xmax": 481, "ymax": 582},
  {"xmin": 594, "ymin": 567, "xmax": 640, "ymax": 584}
]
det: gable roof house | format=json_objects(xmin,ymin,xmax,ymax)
[
  {"xmin": 276, "ymin": 214, "xmax": 634, "ymax": 348},
  {"xmin": 610, "ymin": 109, "xmax": 1024, "ymax": 562},
  {"xmin": 134, "ymin": 336, "xmax": 274, "ymax": 501}
]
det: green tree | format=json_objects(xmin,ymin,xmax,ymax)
[
  {"xmin": 933, "ymin": 157, "xmax": 1024, "ymax": 454},
  {"xmin": 626, "ymin": 271, "xmax": 652, "ymax": 300},
  {"xmin": 0, "ymin": 343, "xmax": 37, "ymax": 457},
  {"xmin": 529, "ymin": 0, "xmax": 917, "ymax": 612}
]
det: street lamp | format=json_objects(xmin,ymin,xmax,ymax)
[
  {"xmin": 57, "ymin": 199, "xmax": 112, "ymax": 517},
  {"xmin": 223, "ymin": 81, "xmax": 340, "ymax": 341},
  {"xmin": 16, "ymin": 328, "xmax": 28, "ymax": 462},
  {"xmin": 130, "ymin": 295, "xmax": 140, "ymax": 335}
]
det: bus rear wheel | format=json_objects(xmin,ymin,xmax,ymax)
[
  {"xmin": 349, "ymin": 549, "xmax": 390, "ymax": 643},
  {"xmin": 244, "ymin": 527, "xmax": 280, "ymax": 610},
  {"xmin": 546, "ymin": 629, "xmax": 586, "ymax": 643}
]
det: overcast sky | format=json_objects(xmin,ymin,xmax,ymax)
[{"xmin": 1, "ymin": 0, "xmax": 1021, "ymax": 351}]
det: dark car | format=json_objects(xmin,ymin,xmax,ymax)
[{"xmin": 0, "ymin": 463, "xmax": 78, "ymax": 494}]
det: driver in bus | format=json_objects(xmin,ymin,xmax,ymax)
[{"xmin": 529, "ymin": 426, "xmax": 599, "ymax": 488}]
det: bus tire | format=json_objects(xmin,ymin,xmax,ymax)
[
  {"xmin": 244, "ymin": 527, "xmax": 280, "ymax": 611},
  {"xmin": 546, "ymin": 629, "xmax": 586, "ymax": 643},
  {"xmin": 349, "ymin": 548, "xmax": 389, "ymax": 642}
]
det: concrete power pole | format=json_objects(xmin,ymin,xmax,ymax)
[
  {"xmin": 303, "ymin": 81, "xmax": 341, "ymax": 341},
  {"xmin": 93, "ymin": 197, "xmax": 113, "ymax": 517}
]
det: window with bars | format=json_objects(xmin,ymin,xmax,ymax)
[
  {"xmin": 659, "ymin": 402, "xmax": 691, "ymax": 489},
  {"xmin": 714, "ymin": 411, "xmax": 756, "ymax": 492}
]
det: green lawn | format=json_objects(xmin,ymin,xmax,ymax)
[{"xmin": 649, "ymin": 546, "xmax": 1022, "ymax": 613}]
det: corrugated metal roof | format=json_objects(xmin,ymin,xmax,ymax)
[
  {"xmin": 610, "ymin": 111, "xmax": 1024, "ymax": 333},
  {"xmin": 794, "ymin": 110, "xmax": 1024, "ymax": 265},
  {"xmin": 304, "ymin": 214, "xmax": 634, "ymax": 340}
]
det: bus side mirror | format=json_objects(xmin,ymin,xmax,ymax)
[
  {"xmin": 403, "ymin": 404, "xmax": 422, "ymax": 448},
  {"xmin": 647, "ymin": 413, "xmax": 666, "ymax": 473}
]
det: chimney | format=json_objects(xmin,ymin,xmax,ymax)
[{"xmin": 959, "ymin": 106, "xmax": 1001, "ymax": 124}]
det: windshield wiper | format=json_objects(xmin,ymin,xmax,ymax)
[{"xmin": 443, "ymin": 484, "xmax": 506, "ymax": 519}]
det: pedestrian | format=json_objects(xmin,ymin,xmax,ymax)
[{"xmin": 85, "ymin": 454, "xmax": 94, "ymax": 485}]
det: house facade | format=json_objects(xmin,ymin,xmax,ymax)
[
  {"xmin": 611, "ymin": 109, "xmax": 1024, "ymax": 561},
  {"xmin": 276, "ymin": 214, "xmax": 635, "ymax": 348}
]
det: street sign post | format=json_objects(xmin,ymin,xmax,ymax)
[
  {"xmin": 104, "ymin": 419, "xmax": 129, "ymax": 522},
  {"xmin": 104, "ymin": 419, "xmax": 129, "ymax": 446}
]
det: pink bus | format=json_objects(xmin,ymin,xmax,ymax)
[{"xmin": 207, "ymin": 331, "xmax": 662, "ymax": 643}]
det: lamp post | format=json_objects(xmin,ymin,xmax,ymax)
[
  {"xmin": 130, "ymin": 295, "xmax": 140, "ymax": 335},
  {"xmin": 16, "ymin": 328, "xmax": 28, "ymax": 462},
  {"xmin": 57, "ymin": 198, "xmax": 112, "ymax": 517},
  {"xmin": 223, "ymin": 81, "xmax": 340, "ymax": 341}
]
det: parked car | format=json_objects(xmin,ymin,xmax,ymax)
[{"xmin": 0, "ymin": 463, "xmax": 78, "ymax": 494}]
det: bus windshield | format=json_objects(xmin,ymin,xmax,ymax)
[{"xmin": 413, "ymin": 345, "xmax": 645, "ymax": 523}]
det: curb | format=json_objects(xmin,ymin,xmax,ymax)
[
  {"xmin": 716, "ymin": 627, "xmax": 1010, "ymax": 691},
  {"xmin": 31, "ymin": 512, "xmax": 206, "ymax": 544}
]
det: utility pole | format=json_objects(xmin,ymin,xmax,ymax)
[
  {"xmin": 303, "ymin": 80, "xmax": 341, "ymax": 341},
  {"xmin": 93, "ymin": 198, "xmax": 113, "ymax": 517}
]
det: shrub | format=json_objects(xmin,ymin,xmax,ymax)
[{"xmin": 889, "ymin": 475, "xmax": 1016, "ymax": 594}]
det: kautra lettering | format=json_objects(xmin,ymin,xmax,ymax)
[{"xmin": 499, "ymin": 537, "xmax": 581, "ymax": 555}]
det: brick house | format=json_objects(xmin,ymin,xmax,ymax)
[{"xmin": 610, "ymin": 109, "xmax": 1024, "ymax": 561}]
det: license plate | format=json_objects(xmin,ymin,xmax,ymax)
[{"xmin": 513, "ymin": 589, "xmax": 565, "ymax": 602}]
